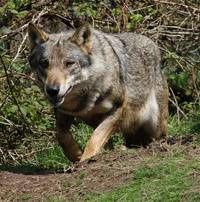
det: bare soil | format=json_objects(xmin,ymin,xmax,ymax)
[{"xmin": 0, "ymin": 136, "xmax": 199, "ymax": 202}]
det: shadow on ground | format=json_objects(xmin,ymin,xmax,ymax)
[{"xmin": 0, "ymin": 164, "xmax": 64, "ymax": 175}]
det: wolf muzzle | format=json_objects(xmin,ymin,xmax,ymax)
[
  {"xmin": 45, "ymin": 85, "xmax": 63, "ymax": 106},
  {"xmin": 45, "ymin": 84, "xmax": 73, "ymax": 107},
  {"xmin": 46, "ymin": 85, "xmax": 60, "ymax": 97}
]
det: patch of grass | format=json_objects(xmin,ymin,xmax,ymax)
[
  {"xmin": 72, "ymin": 121, "xmax": 93, "ymax": 150},
  {"xmin": 85, "ymin": 151, "xmax": 199, "ymax": 202},
  {"xmin": 168, "ymin": 114, "xmax": 200, "ymax": 136},
  {"xmin": 17, "ymin": 194, "xmax": 32, "ymax": 201},
  {"xmin": 34, "ymin": 144, "xmax": 71, "ymax": 170},
  {"xmin": 30, "ymin": 122, "xmax": 93, "ymax": 170}
]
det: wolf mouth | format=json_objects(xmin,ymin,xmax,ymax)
[
  {"xmin": 51, "ymin": 97, "xmax": 64, "ymax": 107},
  {"xmin": 49, "ymin": 85, "xmax": 73, "ymax": 107},
  {"xmin": 63, "ymin": 85, "xmax": 73, "ymax": 97}
]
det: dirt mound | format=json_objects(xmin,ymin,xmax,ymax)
[
  {"xmin": 0, "ymin": 135, "xmax": 199, "ymax": 201},
  {"xmin": 0, "ymin": 150, "xmax": 136, "ymax": 201}
]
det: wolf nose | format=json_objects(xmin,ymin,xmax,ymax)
[{"xmin": 46, "ymin": 85, "xmax": 60, "ymax": 97}]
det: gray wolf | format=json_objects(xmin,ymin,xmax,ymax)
[{"xmin": 28, "ymin": 23, "xmax": 168, "ymax": 162}]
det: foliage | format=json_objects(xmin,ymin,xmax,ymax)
[{"xmin": 0, "ymin": 0, "xmax": 30, "ymax": 27}]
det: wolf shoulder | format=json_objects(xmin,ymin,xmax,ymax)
[
  {"xmin": 94, "ymin": 30, "xmax": 160, "ymax": 64},
  {"xmin": 116, "ymin": 32, "xmax": 160, "ymax": 59}
]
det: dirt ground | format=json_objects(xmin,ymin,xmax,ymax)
[{"xmin": 0, "ymin": 136, "xmax": 199, "ymax": 202}]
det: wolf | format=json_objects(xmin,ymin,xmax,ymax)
[{"xmin": 28, "ymin": 23, "xmax": 168, "ymax": 162}]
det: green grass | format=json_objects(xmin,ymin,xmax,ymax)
[
  {"xmin": 17, "ymin": 194, "xmax": 32, "ymax": 201},
  {"xmin": 85, "ymin": 152, "xmax": 200, "ymax": 202},
  {"xmin": 31, "ymin": 122, "xmax": 93, "ymax": 170},
  {"xmin": 168, "ymin": 114, "xmax": 200, "ymax": 136},
  {"xmin": 34, "ymin": 144, "xmax": 71, "ymax": 170},
  {"xmin": 0, "ymin": 122, "xmax": 93, "ymax": 172},
  {"xmin": 72, "ymin": 122, "xmax": 93, "ymax": 150}
]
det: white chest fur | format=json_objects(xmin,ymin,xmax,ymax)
[{"xmin": 138, "ymin": 89, "xmax": 159, "ymax": 125}]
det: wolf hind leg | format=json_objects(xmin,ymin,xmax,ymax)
[
  {"xmin": 124, "ymin": 120, "xmax": 157, "ymax": 148},
  {"xmin": 124, "ymin": 107, "xmax": 168, "ymax": 148},
  {"xmin": 157, "ymin": 88, "xmax": 168, "ymax": 139}
]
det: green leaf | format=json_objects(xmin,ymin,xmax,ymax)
[{"xmin": 8, "ymin": 105, "xmax": 18, "ymax": 113}]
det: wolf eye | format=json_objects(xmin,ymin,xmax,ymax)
[
  {"xmin": 39, "ymin": 58, "xmax": 49, "ymax": 69},
  {"xmin": 64, "ymin": 60, "xmax": 76, "ymax": 67}
]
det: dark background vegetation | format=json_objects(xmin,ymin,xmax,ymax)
[{"xmin": 0, "ymin": 0, "xmax": 199, "ymax": 165}]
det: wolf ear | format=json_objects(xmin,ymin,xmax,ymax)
[
  {"xmin": 71, "ymin": 24, "xmax": 92, "ymax": 54},
  {"xmin": 28, "ymin": 23, "xmax": 49, "ymax": 50}
]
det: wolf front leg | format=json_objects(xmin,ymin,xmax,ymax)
[
  {"xmin": 55, "ymin": 111, "xmax": 82, "ymax": 162},
  {"xmin": 80, "ymin": 108, "xmax": 122, "ymax": 162}
]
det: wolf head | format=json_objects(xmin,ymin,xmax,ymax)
[{"xmin": 28, "ymin": 23, "xmax": 92, "ymax": 106}]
